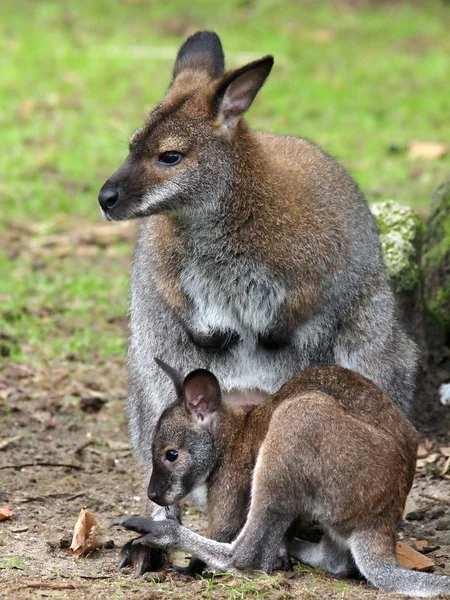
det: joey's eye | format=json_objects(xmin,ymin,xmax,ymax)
[
  {"xmin": 165, "ymin": 449, "xmax": 179, "ymax": 462},
  {"xmin": 158, "ymin": 151, "xmax": 183, "ymax": 166}
]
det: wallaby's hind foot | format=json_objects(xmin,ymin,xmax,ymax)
[
  {"xmin": 289, "ymin": 534, "xmax": 354, "ymax": 577},
  {"xmin": 118, "ymin": 540, "xmax": 167, "ymax": 575},
  {"xmin": 274, "ymin": 544, "xmax": 293, "ymax": 571}
]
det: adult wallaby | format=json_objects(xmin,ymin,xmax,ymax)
[
  {"xmin": 99, "ymin": 31, "xmax": 417, "ymax": 572},
  {"xmin": 118, "ymin": 361, "xmax": 450, "ymax": 598}
]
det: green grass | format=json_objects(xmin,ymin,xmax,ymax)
[{"xmin": 1, "ymin": 0, "xmax": 449, "ymax": 364}]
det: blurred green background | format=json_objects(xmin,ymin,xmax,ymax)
[{"xmin": 1, "ymin": 0, "xmax": 449, "ymax": 364}]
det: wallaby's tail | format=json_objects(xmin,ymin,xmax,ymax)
[{"xmin": 350, "ymin": 530, "xmax": 450, "ymax": 598}]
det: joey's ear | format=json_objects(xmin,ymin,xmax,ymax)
[
  {"xmin": 154, "ymin": 357, "xmax": 184, "ymax": 397},
  {"xmin": 212, "ymin": 55, "xmax": 274, "ymax": 134},
  {"xmin": 173, "ymin": 31, "xmax": 225, "ymax": 81},
  {"xmin": 183, "ymin": 369, "xmax": 222, "ymax": 425}
]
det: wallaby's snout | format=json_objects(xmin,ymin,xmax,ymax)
[
  {"xmin": 98, "ymin": 181, "xmax": 120, "ymax": 213},
  {"xmin": 147, "ymin": 470, "xmax": 170, "ymax": 506}
]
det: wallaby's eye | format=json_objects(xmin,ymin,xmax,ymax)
[
  {"xmin": 158, "ymin": 151, "xmax": 183, "ymax": 166},
  {"xmin": 165, "ymin": 449, "xmax": 179, "ymax": 462}
]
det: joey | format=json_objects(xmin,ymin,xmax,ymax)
[{"xmin": 118, "ymin": 360, "xmax": 450, "ymax": 598}]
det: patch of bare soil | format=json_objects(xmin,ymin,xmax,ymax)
[{"xmin": 0, "ymin": 359, "xmax": 449, "ymax": 600}]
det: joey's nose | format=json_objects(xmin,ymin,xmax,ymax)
[{"xmin": 98, "ymin": 185, "xmax": 119, "ymax": 211}]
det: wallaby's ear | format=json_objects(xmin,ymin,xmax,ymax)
[
  {"xmin": 173, "ymin": 31, "xmax": 225, "ymax": 81},
  {"xmin": 212, "ymin": 55, "xmax": 274, "ymax": 134},
  {"xmin": 183, "ymin": 369, "xmax": 222, "ymax": 425},
  {"xmin": 154, "ymin": 357, "xmax": 184, "ymax": 397}
]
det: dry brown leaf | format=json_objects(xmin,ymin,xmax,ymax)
[
  {"xmin": 107, "ymin": 439, "xmax": 130, "ymax": 451},
  {"xmin": 440, "ymin": 447, "xmax": 450, "ymax": 458},
  {"xmin": 417, "ymin": 444, "xmax": 429, "ymax": 458},
  {"xmin": 0, "ymin": 435, "xmax": 23, "ymax": 451},
  {"xmin": 442, "ymin": 455, "xmax": 450, "ymax": 476},
  {"xmin": 396, "ymin": 541, "xmax": 434, "ymax": 572},
  {"xmin": 417, "ymin": 453, "xmax": 440, "ymax": 468},
  {"xmin": 0, "ymin": 506, "xmax": 13, "ymax": 521},
  {"xmin": 408, "ymin": 141, "xmax": 448, "ymax": 160},
  {"xmin": 423, "ymin": 439, "xmax": 433, "ymax": 452},
  {"xmin": 70, "ymin": 508, "xmax": 101, "ymax": 557},
  {"xmin": 412, "ymin": 540, "xmax": 429, "ymax": 551},
  {"xmin": 312, "ymin": 29, "xmax": 335, "ymax": 43}
]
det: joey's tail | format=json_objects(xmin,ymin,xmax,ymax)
[{"xmin": 350, "ymin": 531, "xmax": 450, "ymax": 598}]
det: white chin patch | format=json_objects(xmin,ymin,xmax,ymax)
[
  {"xmin": 141, "ymin": 180, "xmax": 181, "ymax": 213},
  {"xmin": 100, "ymin": 207, "xmax": 112, "ymax": 221}
]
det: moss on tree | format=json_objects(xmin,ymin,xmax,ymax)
[
  {"xmin": 422, "ymin": 174, "xmax": 450, "ymax": 331},
  {"xmin": 371, "ymin": 200, "xmax": 423, "ymax": 293}
]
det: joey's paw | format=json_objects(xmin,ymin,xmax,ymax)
[{"xmin": 118, "ymin": 539, "xmax": 167, "ymax": 576}]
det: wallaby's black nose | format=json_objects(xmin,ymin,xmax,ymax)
[{"xmin": 98, "ymin": 185, "xmax": 119, "ymax": 211}]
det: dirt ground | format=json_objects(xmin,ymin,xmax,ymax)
[{"xmin": 0, "ymin": 355, "xmax": 449, "ymax": 600}]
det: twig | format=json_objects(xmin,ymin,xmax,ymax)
[
  {"xmin": 0, "ymin": 435, "xmax": 23, "ymax": 451},
  {"xmin": 25, "ymin": 581, "xmax": 83, "ymax": 590},
  {"xmin": 419, "ymin": 492, "xmax": 450, "ymax": 507},
  {"xmin": 78, "ymin": 575, "xmax": 114, "ymax": 580},
  {"xmin": 74, "ymin": 439, "xmax": 95, "ymax": 458},
  {"xmin": 0, "ymin": 461, "xmax": 83, "ymax": 471},
  {"xmin": 18, "ymin": 492, "xmax": 85, "ymax": 504}
]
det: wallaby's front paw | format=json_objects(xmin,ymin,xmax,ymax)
[
  {"xmin": 116, "ymin": 516, "xmax": 180, "ymax": 551},
  {"xmin": 118, "ymin": 539, "xmax": 167, "ymax": 576},
  {"xmin": 185, "ymin": 326, "xmax": 240, "ymax": 351},
  {"xmin": 133, "ymin": 520, "xmax": 180, "ymax": 551}
]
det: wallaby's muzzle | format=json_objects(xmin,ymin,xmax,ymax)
[{"xmin": 98, "ymin": 183, "xmax": 120, "ymax": 212}]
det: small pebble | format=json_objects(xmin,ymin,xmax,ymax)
[
  {"xmin": 435, "ymin": 518, "xmax": 450, "ymax": 531},
  {"xmin": 406, "ymin": 508, "xmax": 428, "ymax": 521},
  {"xmin": 429, "ymin": 507, "xmax": 446, "ymax": 519}
]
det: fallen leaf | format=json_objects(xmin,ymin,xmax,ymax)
[
  {"xmin": 0, "ymin": 435, "xmax": 23, "ymax": 451},
  {"xmin": 396, "ymin": 541, "xmax": 434, "ymax": 572},
  {"xmin": 312, "ymin": 29, "xmax": 335, "ymax": 43},
  {"xmin": 442, "ymin": 455, "xmax": 450, "ymax": 476},
  {"xmin": 417, "ymin": 444, "xmax": 429, "ymax": 458},
  {"xmin": 107, "ymin": 440, "xmax": 129, "ymax": 451},
  {"xmin": 440, "ymin": 447, "xmax": 450, "ymax": 458},
  {"xmin": 70, "ymin": 509, "xmax": 101, "ymax": 557},
  {"xmin": 412, "ymin": 540, "xmax": 429, "ymax": 551},
  {"xmin": 416, "ymin": 453, "xmax": 440, "ymax": 468},
  {"xmin": 0, "ymin": 506, "xmax": 13, "ymax": 521},
  {"xmin": 408, "ymin": 141, "xmax": 448, "ymax": 160},
  {"xmin": 423, "ymin": 439, "xmax": 433, "ymax": 452}
]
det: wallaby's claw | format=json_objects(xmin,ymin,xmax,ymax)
[
  {"xmin": 118, "ymin": 539, "xmax": 167, "ymax": 575},
  {"xmin": 114, "ymin": 515, "xmax": 155, "ymax": 534}
]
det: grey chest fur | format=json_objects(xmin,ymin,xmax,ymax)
[{"xmin": 180, "ymin": 257, "xmax": 287, "ymax": 336}]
